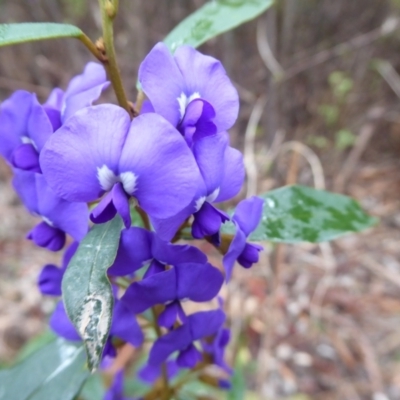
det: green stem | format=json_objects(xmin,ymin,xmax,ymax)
[
  {"xmin": 78, "ymin": 33, "xmax": 104, "ymax": 61},
  {"xmin": 98, "ymin": 0, "xmax": 132, "ymax": 117}
]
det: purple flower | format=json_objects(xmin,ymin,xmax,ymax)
[
  {"xmin": 104, "ymin": 370, "xmax": 132, "ymax": 400},
  {"xmin": 147, "ymin": 309, "xmax": 225, "ymax": 369},
  {"xmin": 12, "ymin": 170, "xmax": 88, "ymax": 251},
  {"xmin": 152, "ymin": 133, "xmax": 244, "ymax": 242},
  {"xmin": 0, "ymin": 63, "xmax": 108, "ymax": 173},
  {"xmin": 38, "ymin": 241, "xmax": 78, "ymax": 296},
  {"xmin": 121, "ymin": 261, "xmax": 223, "ymax": 328},
  {"xmin": 223, "ymin": 197, "xmax": 264, "ymax": 281},
  {"xmin": 44, "ymin": 62, "xmax": 109, "ymax": 128},
  {"xmin": 139, "ymin": 43, "xmax": 239, "ymax": 142},
  {"xmin": 0, "ymin": 91, "xmax": 53, "ymax": 173},
  {"xmin": 108, "ymin": 227, "xmax": 207, "ymax": 276},
  {"xmin": 50, "ymin": 299, "xmax": 143, "ymax": 354},
  {"xmin": 40, "ymin": 105, "xmax": 202, "ymax": 228}
]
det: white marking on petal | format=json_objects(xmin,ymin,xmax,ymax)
[
  {"xmin": 97, "ymin": 165, "xmax": 118, "ymax": 191},
  {"xmin": 177, "ymin": 92, "xmax": 201, "ymax": 120},
  {"xmin": 206, "ymin": 187, "xmax": 220, "ymax": 203},
  {"xmin": 21, "ymin": 136, "xmax": 38, "ymax": 150},
  {"xmin": 42, "ymin": 216, "xmax": 54, "ymax": 226},
  {"xmin": 177, "ymin": 92, "xmax": 188, "ymax": 120},
  {"xmin": 195, "ymin": 196, "xmax": 206, "ymax": 212},
  {"xmin": 120, "ymin": 171, "xmax": 138, "ymax": 194}
]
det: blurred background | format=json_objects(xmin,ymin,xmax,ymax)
[{"xmin": 1, "ymin": 0, "xmax": 400, "ymax": 399}]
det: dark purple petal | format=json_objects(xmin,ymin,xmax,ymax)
[
  {"xmin": 38, "ymin": 264, "xmax": 63, "ymax": 296},
  {"xmin": 140, "ymin": 100, "xmax": 155, "ymax": 114},
  {"xmin": 139, "ymin": 43, "xmax": 185, "ymax": 127},
  {"xmin": 90, "ymin": 191, "xmax": 117, "ymax": 224},
  {"xmin": 91, "ymin": 183, "xmax": 131, "ymax": 228},
  {"xmin": 139, "ymin": 360, "xmax": 179, "ymax": 384},
  {"xmin": 110, "ymin": 301, "xmax": 144, "ymax": 347},
  {"xmin": 50, "ymin": 301, "xmax": 81, "ymax": 341},
  {"xmin": 188, "ymin": 309, "xmax": 226, "ymax": 342},
  {"xmin": 237, "ymin": 242, "xmax": 263, "ymax": 269},
  {"xmin": 104, "ymin": 370, "xmax": 124, "ymax": 400},
  {"xmin": 108, "ymin": 227, "xmax": 152, "ymax": 276},
  {"xmin": 151, "ymin": 235, "xmax": 207, "ymax": 266},
  {"xmin": 40, "ymin": 105, "xmax": 130, "ymax": 202},
  {"xmin": 27, "ymin": 221, "xmax": 66, "ymax": 251},
  {"xmin": 119, "ymin": 113, "xmax": 201, "ymax": 219},
  {"xmin": 219, "ymin": 380, "xmax": 232, "ymax": 390},
  {"xmin": 143, "ymin": 259, "xmax": 165, "ymax": 278},
  {"xmin": 232, "ymin": 196, "xmax": 264, "ymax": 237},
  {"xmin": 11, "ymin": 143, "xmax": 41, "ymax": 173},
  {"xmin": 222, "ymin": 225, "xmax": 247, "ymax": 282},
  {"xmin": 176, "ymin": 263, "xmax": 223, "ymax": 302},
  {"xmin": 174, "ymin": 45, "xmax": 239, "ymax": 132},
  {"xmin": 192, "ymin": 133, "xmax": 228, "ymax": 196},
  {"xmin": 62, "ymin": 241, "xmax": 79, "ymax": 270},
  {"xmin": 192, "ymin": 202, "xmax": 229, "ymax": 239},
  {"xmin": 0, "ymin": 91, "xmax": 32, "ymax": 162},
  {"xmin": 158, "ymin": 301, "xmax": 181, "ymax": 329},
  {"xmin": 215, "ymin": 146, "xmax": 245, "ymax": 203},
  {"xmin": 177, "ymin": 344, "xmax": 202, "ymax": 368},
  {"xmin": 63, "ymin": 62, "xmax": 109, "ymax": 121},
  {"xmin": 148, "ymin": 323, "xmax": 192, "ymax": 366},
  {"xmin": 121, "ymin": 269, "xmax": 176, "ymax": 314}
]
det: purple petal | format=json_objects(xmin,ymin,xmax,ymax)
[
  {"xmin": 192, "ymin": 202, "xmax": 229, "ymax": 239},
  {"xmin": 104, "ymin": 370, "xmax": 124, "ymax": 400},
  {"xmin": 139, "ymin": 360, "xmax": 179, "ymax": 384},
  {"xmin": 215, "ymin": 146, "xmax": 245, "ymax": 203},
  {"xmin": 192, "ymin": 133, "xmax": 228, "ymax": 195},
  {"xmin": 143, "ymin": 259, "xmax": 165, "ymax": 278},
  {"xmin": 50, "ymin": 301, "xmax": 81, "ymax": 341},
  {"xmin": 108, "ymin": 227, "xmax": 152, "ymax": 276},
  {"xmin": 121, "ymin": 268, "xmax": 176, "ymax": 314},
  {"xmin": 44, "ymin": 88, "xmax": 64, "ymax": 110},
  {"xmin": 151, "ymin": 235, "xmax": 207, "ymax": 265},
  {"xmin": 35, "ymin": 174, "xmax": 89, "ymax": 241},
  {"xmin": 176, "ymin": 263, "xmax": 223, "ymax": 302},
  {"xmin": 110, "ymin": 301, "xmax": 144, "ymax": 347},
  {"xmin": 63, "ymin": 62, "xmax": 109, "ymax": 121},
  {"xmin": 177, "ymin": 344, "xmax": 202, "ymax": 368},
  {"xmin": 139, "ymin": 43, "xmax": 185, "ymax": 127},
  {"xmin": 188, "ymin": 309, "xmax": 226, "ymax": 342},
  {"xmin": 232, "ymin": 196, "xmax": 264, "ymax": 237},
  {"xmin": 38, "ymin": 264, "xmax": 63, "ymax": 296},
  {"xmin": 90, "ymin": 191, "xmax": 117, "ymax": 224},
  {"xmin": 27, "ymin": 95, "xmax": 54, "ymax": 151},
  {"xmin": 222, "ymin": 225, "xmax": 247, "ymax": 282},
  {"xmin": 27, "ymin": 221, "xmax": 66, "ymax": 251},
  {"xmin": 12, "ymin": 170, "xmax": 39, "ymax": 213},
  {"xmin": 148, "ymin": 323, "xmax": 192, "ymax": 366},
  {"xmin": 119, "ymin": 113, "xmax": 201, "ymax": 219},
  {"xmin": 237, "ymin": 243, "xmax": 263, "ymax": 269},
  {"xmin": 11, "ymin": 143, "xmax": 41, "ymax": 173},
  {"xmin": 0, "ymin": 91, "xmax": 32, "ymax": 162},
  {"xmin": 158, "ymin": 301, "xmax": 181, "ymax": 329},
  {"xmin": 40, "ymin": 105, "xmax": 130, "ymax": 202},
  {"xmin": 61, "ymin": 241, "xmax": 79, "ymax": 270},
  {"xmin": 174, "ymin": 46, "xmax": 239, "ymax": 132}
]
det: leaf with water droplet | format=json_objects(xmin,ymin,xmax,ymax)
[
  {"xmin": 62, "ymin": 216, "xmax": 124, "ymax": 372},
  {"xmin": 0, "ymin": 23, "xmax": 83, "ymax": 47},
  {"xmin": 249, "ymin": 185, "xmax": 377, "ymax": 242},
  {"xmin": 164, "ymin": 0, "xmax": 273, "ymax": 52}
]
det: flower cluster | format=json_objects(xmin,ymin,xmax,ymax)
[{"xmin": 0, "ymin": 43, "xmax": 264, "ymax": 396}]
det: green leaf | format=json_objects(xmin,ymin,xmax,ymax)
[
  {"xmin": 249, "ymin": 185, "xmax": 376, "ymax": 243},
  {"xmin": 62, "ymin": 216, "xmax": 124, "ymax": 372},
  {"xmin": 16, "ymin": 330, "xmax": 56, "ymax": 363},
  {"xmin": 0, "ymin": 338, "xmax": 89, "ymax": 400},
  {"xmin": 164, "ymin": 0, "xmax": 273, "ymax": 52},
  {"xmin": 0, "ymin": 23, "xmax": 83, "ymax": 47}
]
